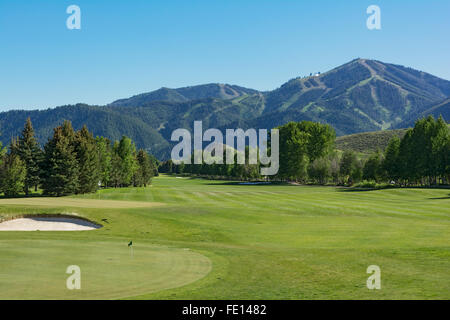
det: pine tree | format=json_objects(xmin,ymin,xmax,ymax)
[
  {"xmin": 74, "ymin": 125, "xmax": 99, "ymax": 194},
  {"xmin": 41, "ymin": 121, "xmax": 79, "ymax": 196},
  {"xmin": 17, "ymin": 118, "xmax": 43, "ymax": 195}
]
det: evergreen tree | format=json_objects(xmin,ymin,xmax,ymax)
[
  {"xmin": 41, "ymin": 121, "xmax": 79, "ymax": 196},
  {"xmin": 74, "ymin": 125, "xmax": 99, "ymax": 194},
  {"xmin": 17, "ymin": 118, "xmax": 43, "ymax": 195}
]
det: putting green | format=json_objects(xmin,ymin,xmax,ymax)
[{"xmin": 0, "ymin": 240, "xmax": 211, "ymax": 299}]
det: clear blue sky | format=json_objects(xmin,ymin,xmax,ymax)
[{"xmin": 0, "ymin": 0, "xmax": 449, "ymax": 111}]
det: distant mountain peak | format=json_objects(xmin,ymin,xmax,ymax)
[{"xmin": 109, "ymin": 83, "xmax": 259, "ymax": 107}]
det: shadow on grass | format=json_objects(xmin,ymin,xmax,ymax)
[
  {"xmin": 336, "ymin": 187, "xmax": 392, "ymax": 192},
  {"xmin": 204, "ymin": 181, "xmax": 291, "ymax": 186},
  {"xmin": 337, "ymin": 186, "xmax": 450, "ymax": 196},
  {"xmin": 429, "ymin": 194, "xmax": 450, "ymax": 200}
]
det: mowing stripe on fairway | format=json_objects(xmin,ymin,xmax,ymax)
[{"xmin": 0, "ymin": 198, "xmax": 165, "ymax": 209}]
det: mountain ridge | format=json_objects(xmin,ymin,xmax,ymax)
[
  {"xmin": 1, "ymin": 58, "xmax": 449, "ymax": 159},
  {"xmin": 109, "ymin": 83, "xmax": 259, "ymax": 107}
]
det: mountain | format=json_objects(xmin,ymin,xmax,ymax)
[
  {"xmin": 1, "ymin": 59, "xmax": 449, "ymax": 159},
  {"xmin": 110, "ymin": 58, "xmax": 450, "ymax": 136},
  {"xmin": 396, "ymin": 98, "xmax": 450, "ymax": 128},
  {"xmin": 109, "ymin": 83, "xmax": 259, "ymax": 107},
  {"xmin": 248, "ymin": 58, "xmax": 450, "ymax": 135}
]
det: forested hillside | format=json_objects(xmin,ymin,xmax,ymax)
[
  {"xmin": 1, "ymin": 59, "xmax": 449, "ymax": 159},
  {"xmin": 396, "ymin": 98, "xmax": 450, "ymax": 128}
]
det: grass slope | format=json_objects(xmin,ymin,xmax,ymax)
[
  {"xmin": 336, "ymin": 129, "xmax": 407, "ymax": 154},
  {"xmin": 0, "ymin": 175, "xmax": 449, "ymax": 299}
]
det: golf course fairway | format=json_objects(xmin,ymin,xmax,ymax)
[{"xmin": 0, "ymin": 175, "xmax": 449, "ymax": 299}]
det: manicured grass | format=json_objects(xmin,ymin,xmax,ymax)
[
  {"xmin": 0, "ymin": 175, "xmax": 449, "ymax": 299},
  {"xmin": 0, "ymin": 197, "xmax": 165, "ymax": 209},
  {"xmin": 0, "ymin": 240, "xmax": 210, "ymax": 300}
]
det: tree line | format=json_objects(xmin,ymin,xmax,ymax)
[
  {"xmin": 2, "ymin": 116, "xmax": 448, "ymax": 195},
  {"xmin": 0, "ymin": 118, "xmax": 158, "ymax": 197},
  {"xmin": 366, "ymin": 116, "xmax": 449, "ymax": 186},
  {"xmin": 160, "ymin": 116, "xmax": 450, "ymax": 187},
  {"xmin": 160, "ymin": 121, "xmax": 337, "ymax": 181}
]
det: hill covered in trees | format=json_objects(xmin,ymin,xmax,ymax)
[
  {"xmin": 1, "ymin": 59, "xmax": 449, "ymax": 159},
  {"xmin": 396, "ymin": 98, "xmax": 450, "ymax": 129}
]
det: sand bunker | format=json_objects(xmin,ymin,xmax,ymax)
[{"xmin": 0, "ymin": 216, "xmax": 101, "ymax": 231}]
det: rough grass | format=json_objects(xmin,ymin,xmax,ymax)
[
  {"xmin": 336, "ymin": 129, "xmax": 407, "ymax": 154},
  {"xmin": 0, "ymin": 175, "xmax": 449, "ymax": 299}
]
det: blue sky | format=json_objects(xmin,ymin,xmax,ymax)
[{"xmin": 0, "ymin": 0, "xmax": 449, "ymax": 111}]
